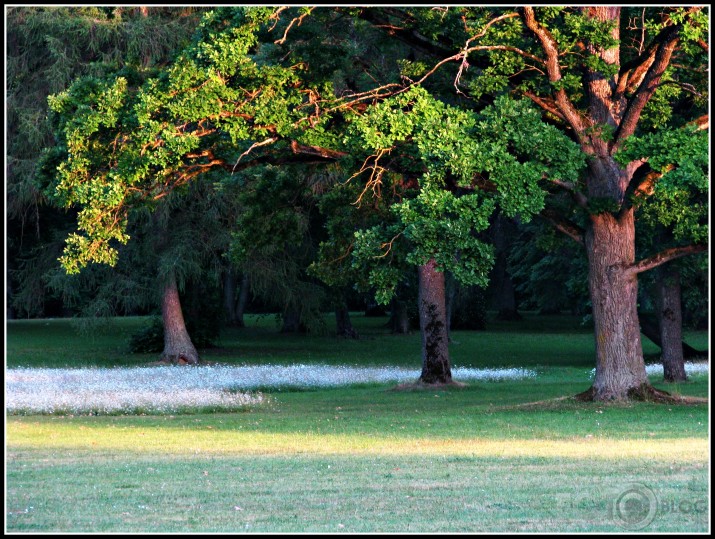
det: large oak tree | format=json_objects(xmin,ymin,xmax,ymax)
[{"xmin": 44, "ymin": 7, "xmax": 708, "ymax": 398}]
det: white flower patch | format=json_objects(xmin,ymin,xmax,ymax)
[
  {"xmin": 587, "ymin": 362, "xmax": 709, "ymax": 379},
  {"xmin": 6, "ymin": 364, "xmax": 537, "ymax": 415},
  {"xmin": 6, "ymin": 366, "xmax": 266, "ymax": 415},
  {"xmin": 644, "ymin": 362, "xmax": 710, "ymax": 377}
]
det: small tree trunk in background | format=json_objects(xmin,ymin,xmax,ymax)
[
  {"xmin": 281, "ymin": 308, "xmax": 306, "ymax": 333},
  {"xmin": 335, "ymin": 305, "xmax": 358, "ymax": 339},
  {"xmin": 223, "ymin": 267, "xmax": 239, "ymax": 326},
  {"xmin": 235, "ymin": 273, "xmax": 249, "ymax": 328},
  {"xmin": 656, "ymin": 266, "xmax": 687, "ymax": 382},
  {"xmin": 639, "ymin": 312, "xmax": 704, "ymax": 359},
  {"xmin": 492, "ymin": 214, "xmax": 522, "ymax": 321},
  {"xmin": 389, "ymin": 298, "xmax": 410, "ymax": 334},
  {"xmin": 418, "ymin": 258, "xmax": 451, "ymax": 384},
  {"xmin": 223, "ymin": 267, "xmax": 247, "ymax": 327},
  {"xmin": 161, "ymin": 273, "xmax": 199, "ymax": 365}
]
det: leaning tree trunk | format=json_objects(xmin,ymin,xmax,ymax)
[
  {"xmin": 417, "ymin": 258, "xmax": 451, "ymax": 384},
  {"xmin": 160, "ymin": 274, "xmax": 200, "ymax": 365},
  {"xmin": 656, "ymin": 266, "xmax": 687, "ymax": 382}
]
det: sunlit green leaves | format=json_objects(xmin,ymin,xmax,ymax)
[
  {"xmin": 344, "ymin": 88, "xmax": 583, "ymax": 303},
  {"xmin": 617, "ymin": 126, "xmax": 708, "ymax": 243}
]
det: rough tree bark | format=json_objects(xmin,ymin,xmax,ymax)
[
  {"xmin": 583, "ymin": 209, "xmax": 651, "ymax": 400},
  {"xmin": 417, "ymin": 258, "xmax": 452, "ymax": 384},
  {"xmin": 160, "ymin": 273, "xmax": 200, "ymax": 365}
]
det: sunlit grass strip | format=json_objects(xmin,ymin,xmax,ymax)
[
  {"xmin": 6, "ymin": 420, "xmax": 707, "ymax": 460},
  {"xmin": 6, "ymin": 365, "xmax": 536, "ymax": 415}
]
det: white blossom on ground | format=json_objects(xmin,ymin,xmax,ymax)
[
  {"xmin": 588, "ymin": 362, "xmax": 709, "ymax": 378},
  {"xmin": 6, "ymin": 364, "xmax": 537, "ymax": 415}
]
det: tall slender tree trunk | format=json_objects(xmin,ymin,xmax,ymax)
[
  {"xmin": 656, "ymin": 266, "xmax": 686, "ymax": 382},
  {"xmin": 160, "ymin": 273, "xmax": 200, "ymax": 365},
  {"xmin": 418, "ymin": 258, "xmax": 451, "ymax": 384}
]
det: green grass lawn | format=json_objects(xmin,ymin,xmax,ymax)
[{"xmin": 5, "ymin": 313, "xmax": 710, "ymax": 532}]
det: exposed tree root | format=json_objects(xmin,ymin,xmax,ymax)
[
  {"xmin": 392, "ymin": 379, "xmax": 468, "ymax": 391},
  {"xmin": 575, "ymin": 384, "xmax": 707, "ymax": 404},
  {"xmin": 157, "ymin": 353, "xmax": 200, "ymax": 365}
]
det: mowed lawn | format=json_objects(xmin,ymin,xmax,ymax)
[{"xmin": 5, "ymin": 314, "xmax": 710, "ymax": 533}]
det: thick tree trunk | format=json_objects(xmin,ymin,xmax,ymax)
[
  {"xmin": 417, "ymin": 259, "xmax": 451, "ymax": 384},
  {"xmin": 160, "ymin": 274, "xmax": 200, "ymax": 365},
  {"xmin": 582, "ymin": 210, "xmax": 651, "ymax": 400},
  {"xmin": 656, "ymin": 267, "xmax": 687, "ymax": 382}
]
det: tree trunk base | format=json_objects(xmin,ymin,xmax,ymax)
[
  {"xmin": 337, "ymin": 327, "xmax": 359, "ymax": 339},
  {"xmin": 574, "ymin": 383, "xmax": 701, "ymax": 404},
  {"xmin": 160, "ymin": 351, "xmax": 200, "ymax": 365},
  {"xmin": 393, "ymin": 379, "xmax": 468, "ymax": 391}
]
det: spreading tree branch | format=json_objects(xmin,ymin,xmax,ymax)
[
  {"xmin": 619, "ymin": 113, "xmax": 708, "ymax": 216},
  {"xmin": 520, "ymin": 7, "xmax": 590, "ymax": 147},
  {"xmin": 550, "ymin": 179, "xmax": 589, "ymax": 208},
  {"xmin": 628, "ymin": 244, "xmax": 707, "ymax": 275},
  {"xmin": 538, "ymin": 207, "xmax": 585, "ymax": 245},
  {"xmin": 611, "ymin": 24, "xmax": 681, "ymax": 153}
]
